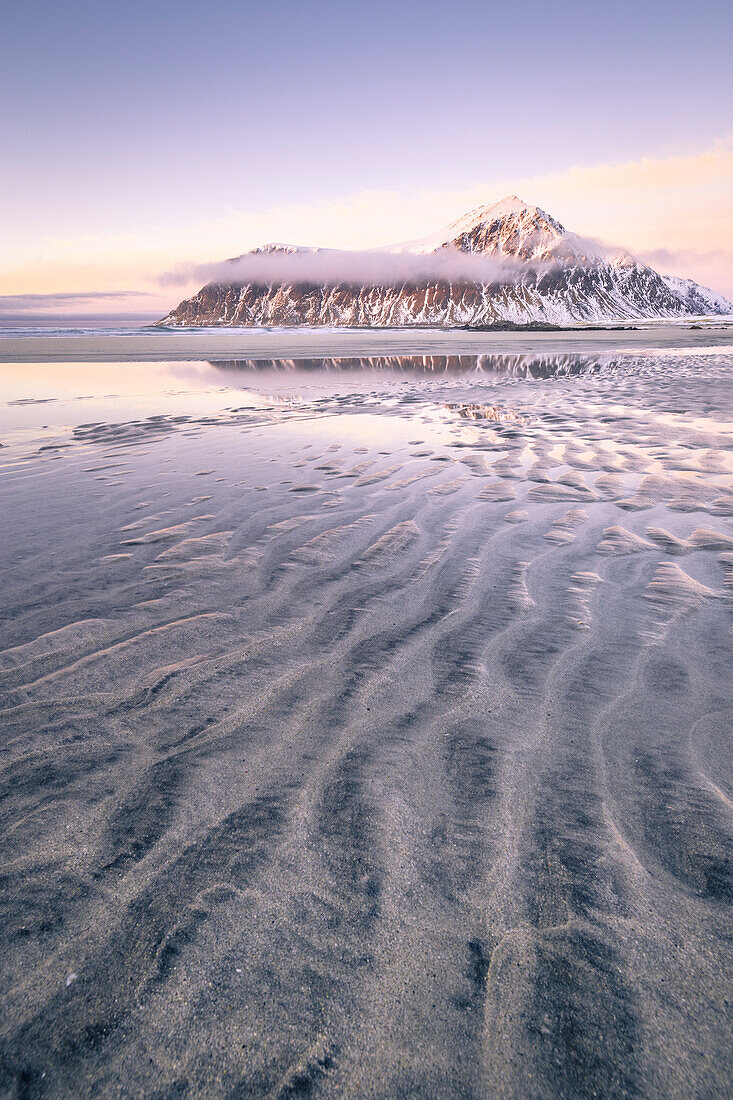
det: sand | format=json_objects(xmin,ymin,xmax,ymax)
[
  {"xmin": 1, "ymin": 320, "xmax": 733, "ymax": 363},
  {"xmin": 0, "ymin": 342, "xmax": 732, "ymax": 1096}
]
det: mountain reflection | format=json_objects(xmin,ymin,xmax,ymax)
[{"xmin": 207, "ymin": 353, "xmax": 605, "ymax": 378}]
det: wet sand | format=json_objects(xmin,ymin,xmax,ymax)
[
  {"xmin": 2, "ymin": 320, "xmax": 733, "ymax": 363},
  {"xmin": 1, "ymin": 347, "xmax": 732, "ymax": 1097}
]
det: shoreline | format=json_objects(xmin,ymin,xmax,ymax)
[{"xmin": 2, "ymin": 323, "xmax": 733, "ymax": 362}]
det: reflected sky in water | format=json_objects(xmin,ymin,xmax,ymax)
[{"xmin": 1, "ymin": 351, "xmax": 731, "ymax": 456}]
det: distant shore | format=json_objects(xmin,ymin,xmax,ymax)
[{"xmin": 1, "ymin": 321, "xmax": 732, "ymax": 362}]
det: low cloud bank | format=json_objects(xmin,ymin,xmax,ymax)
[
  {"xmin": 159, "ymin": 247, "xmax": 555, "ymax": 290},
  {"xmin": 637, "ymin": 246, "xmax": 733, "ymax": 297},
  {"xmin": 639, "ymin": 247, "xmax": 730, "ymax": 267},
  {"xmin": 0, "ymin": 291, "xmax": 152, "ymax": 313}
]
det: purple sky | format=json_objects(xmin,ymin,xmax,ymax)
[{"xmin": 2, "ymin": 0, "xmax": 732, "ymax": 310}]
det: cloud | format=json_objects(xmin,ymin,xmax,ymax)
[
  {"xmin": 0, "ymin": 290, "xmax": 153, "ymax": 312},
  {"xmin": 158, "ymin": 246, "xmax": 561, "ymax": 291},
  {"xmin": 155, "ymin": 134, "xmax": 733, "ymax": 257},
  {"xmin": 634, "ymin": 245, "xmax": 733, "ymax": 294},
  {"xmin": 638, "ymin": 247, "xmax": 731, "ymax": 266},
  {"xmin": 3, "ymin": 133, "xmax": 732, "ymax": 301},
  {"xmin": 155, "ymin": 135, "xmax": 733, "ymax": 301}
]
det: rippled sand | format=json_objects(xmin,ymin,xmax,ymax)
[{"xmin": 1, "ymin": 348, "xmax": 732, "ymax": 1097}]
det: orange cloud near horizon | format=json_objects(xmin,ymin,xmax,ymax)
[{"xmin": 2, "ymin": 135, "xmax": 732, "ymax": 310}]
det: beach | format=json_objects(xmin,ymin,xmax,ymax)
[
  {"xmin": 1, "ymin": 333, "xmax": 732, "ymax": 1096},
  {"xmin": 1, "ymin": 320, "xmax": 733, "ymax": 363}
]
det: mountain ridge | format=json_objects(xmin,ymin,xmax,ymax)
[{"xmin": 159, "ymin": 198, "xmax": 733, "ymax": 326}]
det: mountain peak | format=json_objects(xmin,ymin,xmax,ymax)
[
  {"xmin": 439, "ymin": 197, "xmax": 567, "ymax": 260},
  {"xmin": 484, "ymin": 194, "xmax": 538, "ymax": 216},
  {"xmin": 391, "ymin": 196, "xmax": 566, "ymax": 257},
  {"xmin": 450, "ymin": 195, "xmax": 563, "ymax": 228}
]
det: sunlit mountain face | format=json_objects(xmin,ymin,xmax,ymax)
[{"xmin": 160, "ymin": 197, "xmax": 733, "ymax": 327}]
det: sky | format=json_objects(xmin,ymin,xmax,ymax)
[{"xmin": 2, "ymin": 0, "xmax": 732, "ymax": 314}]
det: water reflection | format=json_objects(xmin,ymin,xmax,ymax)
[
  {"xmin": 444, "ymin": 402, "xmax": 530, "ymax": 423},
  {"xmin": 208, "ymin": 353, "xmax": 606, "ymax": 378}
]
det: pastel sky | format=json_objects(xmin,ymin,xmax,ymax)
[{"xmin": 2, "ymin": 0, "xmax": 732, "ymax": 314}]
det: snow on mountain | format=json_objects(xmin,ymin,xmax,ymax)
[
  {"xmin": 159, "ymin": 198, "xmax": 733, "ymax": 327},
  {"xmin": 660, "ymin": 275, "xmax": 733, "ymax": 316},
  {"xmin": 409, "ymin": 197, "xmax": 580, "ymax": 260}
]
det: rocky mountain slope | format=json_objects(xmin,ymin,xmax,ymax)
[
  {"xmin": 159, "ymin": 197, "xmax": 733, "ymax": 327},
  {"xmin": 660, "ymin": 275, "xmax": 733, "ymax": 316}
]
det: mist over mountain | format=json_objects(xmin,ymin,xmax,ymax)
[{"xmin": 159, "ymin": 197, "xmax": 733, "ymax": 327}]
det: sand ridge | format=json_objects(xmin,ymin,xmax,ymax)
[{"xmin": 0, "ymin": 346, "xmax": 732, "ymax": 1096}]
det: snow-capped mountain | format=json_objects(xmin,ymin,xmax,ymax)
[
  {"xmin": 659, "ymin": 275, "xmax": 733, "ymax": 317},
  {"xmin": 159, "ymin": 197, "xmax": 733, "ymax": 327}
]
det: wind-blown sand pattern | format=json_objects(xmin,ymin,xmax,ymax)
[{"xmin": 0, "ymin": 346, "xmax": 732, "ymax": 1097}]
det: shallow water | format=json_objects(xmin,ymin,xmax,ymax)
[{"xmin": 1, "ymin": 349, "xmax": 732, "ymax": 1097}]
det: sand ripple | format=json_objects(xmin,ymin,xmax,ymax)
[{"xmin": 1, "ymin": 347, "xmax": 732, "ymax": 1096}]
